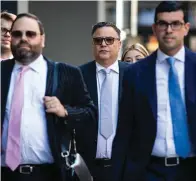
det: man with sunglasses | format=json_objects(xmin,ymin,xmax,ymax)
[
  {"xmin": 113, "ymin": 1, "xmax": 196, "ymax": 181},
  {"xmin": 1, "ymin": 11, "xmax": 16, "ymax": 61},
  {"xmin": 78, "ymin": 22, "xmax": 129, "ymax": 181},
  {"xmin": 1, "ymin": 13, "xmax": 96, "ymax": 181}
]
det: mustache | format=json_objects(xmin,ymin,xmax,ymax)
[
  {"xmin": 17, "ymin": 40, "xmax": 31, "ymax": 48},
  {"xmin": 163, "ymin": 36, "xmax": 175, "ymax": 39}
]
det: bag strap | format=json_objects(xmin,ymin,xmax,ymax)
[{"xmin": 52, "ymin": 62, "xmax": 59, "ymax": 95}]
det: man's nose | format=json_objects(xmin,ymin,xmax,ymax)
[
  {"xmin": 101, "ymin": 39, "xmax": 107, "ymax": 46},
  {"xmin": 166, "ymin": 24, "xmax": 173, "ymax": 33},
  {"xmin": 21, "ymin": 33, "xmax": 28, "ymax": 40}
]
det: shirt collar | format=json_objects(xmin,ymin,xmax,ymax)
[
  {"xmin": 14, "ymin": 54, "xmax": 45, "ymax": 73},
  {"xmin": 0, "ymin": 55, "xmax": 13, "ymax": 61},
  {"xmin": 96, "ymin": 60, "xmax": 119, "ymax": 74},
  {"xmin": 157, "ymin": 46, "xmax": 185, "ymax": 64}
]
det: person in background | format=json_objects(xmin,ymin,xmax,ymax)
[
  {"xmin": 1, "ymin": 13, "xmax": 96, "ymax": 181},
  {"xmin": 79, "ymin": 22, "xmax": 129, "ymax": 181},
  {"xmin": 112, "ymin": 1, "xmax": 196, "ymax": 181},
  {"xmin": 1, "ymin": 11, "xmax": 16, "ymax": 61},
  {"xmin": 121, "ymin": 43, "xmax": 149, "ymax": 63}
]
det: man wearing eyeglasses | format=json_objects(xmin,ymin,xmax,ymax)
[
  {"xmin": 78, "ymin": 22, "xmax": 129, "ymax": 181},
  {"xmin": 1, "ymin": 13, "xmax": 97, "ymax": 181},
  {"xmin": 1, "ymin": 11, "xmax": 16, "ymax": 61},
  {"xmin": 113, "ymin": 1, "xmax": 196, "ymax": 181}
]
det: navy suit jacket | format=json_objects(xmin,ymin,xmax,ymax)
[
  {"xmin": 112, "ymin": 48, "xmax": 196, "ymax": 181},
  {"xmin": 1, "ymin": 57, "xmax": 96, "ymax": 181},
  {"xmin": 78, "ymin": 60, "xmax": 130, "ymax": 175}
]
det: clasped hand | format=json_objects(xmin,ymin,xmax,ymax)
[{"xmin": 44, "ymin": 96, "xmax": 68, "ymax": 117}]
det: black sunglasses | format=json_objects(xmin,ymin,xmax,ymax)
[
  {"xmin": 93, "ymin": 37, "xmax": 120, "ymax": 45},
  {"xmin": 11, "ymin": 30, "xmax": 41, "ymax": 39}
]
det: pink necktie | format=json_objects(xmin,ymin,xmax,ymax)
[{"xmin": 5, "ymin": 66, "xmax": 29, "ymax": 171}]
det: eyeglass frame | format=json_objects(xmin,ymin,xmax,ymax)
[
  {"xmin": 1, "ymin": 27, "xmax": 11, "ymax": 36},
  {"xmin": 92, "ymin": 36, "xmax": 120, "ymax": 45},
  {"xmin": 155, "ymin": 20, "xmax": 185, "ymax": 31}
]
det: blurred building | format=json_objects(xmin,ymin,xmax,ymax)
[
  {"xmin": 105, "ymin": 1, "xmax": 196, "ymax": 53},
  {"xmin": 1, "ymin": 1, "xmax": 196, "ymax": 65}
]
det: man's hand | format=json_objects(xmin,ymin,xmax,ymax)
[{"xmin": 44, "ymin": 96, "xmax": 68, "ymax": 117}]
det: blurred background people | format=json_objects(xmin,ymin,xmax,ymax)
[
  {"xmin": 79, "ymin": 22, "xmax": 129, "ymax": 181},
  {"xmin": 121, "ymin": 43, "xmax": 149, "ymax": 63},
  {"xmin": 1, "ymin": 11, "xmax": 16, "ymax": 61}
]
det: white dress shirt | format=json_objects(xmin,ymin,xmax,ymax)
[
  {"xmin": 152, "ymin": 46, "xmax": 186, "ymax": 157},
  {"xmin": 95, "ymin": 60, "xmax": 119, "ymax": 158},
  {"xmin": 1, "ymin": 55, "xmax": 54, "ymax": 166}
]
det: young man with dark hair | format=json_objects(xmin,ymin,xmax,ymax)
[
  {"xmin": 1, "ymin": 11, "xmax": 16, "ymax": 60},
  {"xmin": 112, "ymin": 1, "xmax": 196, "ymax": 181}
]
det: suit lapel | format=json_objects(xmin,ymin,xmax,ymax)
[
  {"xmin": 118, "ymin": 61, "xmax": 127, "ymax": 103},
  {"xmin": 86, "ymin": 61, "xmax": 98, "ymax": 107},
  {"xmin": 185, "ymin": 48, "xmax": 196, "ymax": 117},
  {"xmin": 1, "ymin": 59, "xmax": 15, "ymax": 125},
  {"xmin": 43, "ymin": 57, "xmax": 59, "ymax": 157},
  {"xmin": 44, "ymin": 57, "xmax": 54, "ymax": 96},
  {"xmin": 144, "ymin": 52, "xmax": 157, "ymax": 121}
]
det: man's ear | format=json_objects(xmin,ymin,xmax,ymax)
[
  {"xmin": 184, "ymin": 22, "xmax": 190, "ymax": 36},
  {"xmin": 41, "ymin": 34, "xmax": 45, "ymax": 48}
]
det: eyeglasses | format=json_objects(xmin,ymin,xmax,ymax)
[
  {"xmin": 93, "ymin": 37, "xmax": 120, "ymax": 45},
  {"xmin": 11, "ymin": 30, "xmax": 41, "ymax": 39},
  {"xmin": 1, "ymin": 27, "xmax": 11, "ymax": 36},
  {"xmin": 156, "ymin": 20, "xmax": 185, "ymax": 31}
]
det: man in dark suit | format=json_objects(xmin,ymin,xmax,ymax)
[
  {"xmin": 79, "ymin": 22, "xmax": 129, "ymax": 181},
  {"xmin": 112, "ymin": 1, "xmax": 196, "ymax": 181},
  {"xmin": 1, "ymin": 13, "xmax": 96, "ymax": 181}
]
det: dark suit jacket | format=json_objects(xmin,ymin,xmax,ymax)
[
  {"xmin": 1, "ymin": 57, "xmax": 97, "ymax": 181},
  {"xmin": 112, "ymin": 48, "xmax": 196, "ymax": 181},
  {"xmin": 78, "ymin": 60, "xmax": 130, "ymax": 175}
]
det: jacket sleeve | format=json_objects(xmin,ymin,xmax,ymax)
[{"xmin": 61, "ymin": 65, "xmax": 97, "ymax": 128}]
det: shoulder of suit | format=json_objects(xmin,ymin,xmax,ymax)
[
  {"xmin": 118, "ymin": 60, "xmax": 130, "ymax": 67},
  {"xmin": 79, "ymin": 60, "xmax": 95, "ymax": 70},
  {"xmin": 185, "ymin": 47, "xmax": 196, "ymax": 58},
  {"xmin": 57, "ymin": 62, "xmax": 81, "ymax": 73},
  {"xmin": 1, "ymin": 58, "xmax": 14, "ymax": 66},
  {"xmin": 43, "ymin": 56, "xmax": 79, "ymax": 71}
]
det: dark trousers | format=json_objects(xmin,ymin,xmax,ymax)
[
  {"xmin": 92, "ymin": 159, "xmax": 112, "ymax": 181},
  {"xmin": 1, "ymin": 164, "xmax": 60, "ymax": 181},
  {"xmin": 146, "ymin": 156, "xmax": 196, "ymax": 181}
]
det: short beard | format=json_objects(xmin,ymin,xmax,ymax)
[
  {"xmin": 11, "ymin": 40, "xmax": 41, "ymax": 65},
  {"xmin": 13, "ymin": 48, "xmax": 40, "ymax": 65}
]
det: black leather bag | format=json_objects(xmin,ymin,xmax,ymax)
[{"xmin": 52, "ymin": 62, "xmax": 93, "ymax": 181}]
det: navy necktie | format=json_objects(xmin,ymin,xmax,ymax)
[
  {"xmin": 167, "ymin": 57, "xmax": 191, "ymax": 158},
  {"xmin": 100, "ymin": 69, "xmax": 113, "ymax": 139}
]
